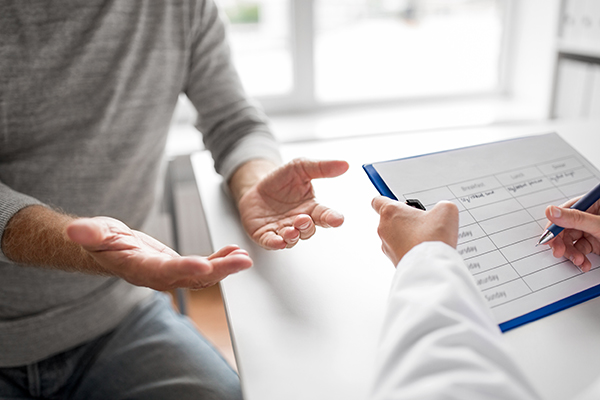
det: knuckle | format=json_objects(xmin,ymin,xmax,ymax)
[
  {"xmin": 380, "ymin": 204, "xmax": 396, "ymax": 219},
  {"xmin": 591, "ymin": 215, "xmax": 600, "ymax": 236},
  {"xmin": 437, "ymin": 200, "xmax": 458, "ymax": 214},
  {"xmin": 437, "ymin": 200, "xmax": 458, "ymax": 212},
  {"xmin": 291, "ymin": 158, "xmax": 308, "ymax": 171},
  {"xmin": 571, "ymin": 210, "xmax": 583, "ymax": 224}
]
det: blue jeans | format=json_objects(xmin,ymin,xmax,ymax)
[{"xmin": 0, "ymin": 292, "xmax": 243, "ymax": 400}]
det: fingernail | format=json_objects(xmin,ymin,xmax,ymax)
[
  {"xmin": 298, "ymin": 221, "xmax": 310, "ymax": 230},
  {"xmin": 570, "ymin": 256, "xmax": 580, "ymax": 266},
  {"xmin": 550, "ymin": 206, "xmax": 561, "ymax": 218}
]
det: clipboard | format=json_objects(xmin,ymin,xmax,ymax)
[{"xmin": 363, "ymin": 133, "xmax": 600, "ymax": 332}]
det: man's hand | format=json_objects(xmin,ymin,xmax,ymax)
[
  {"xmin": 544, "ymin": 197, "xmax": 600, "ymax": 272},
  {"xmin": 66, "ymin": 217, "xmax": 253, "ymax": 290},
  {"xmin": 371, "ymin": 196, "xmax": 459, "ymax": 266},
  {"xmin": 232, "ymin": 158, "xmax": 349, "ymax": 250}
]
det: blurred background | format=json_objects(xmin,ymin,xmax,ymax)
[
  {"xmin": 224, "ymin": 0, "xmax": 503, "ymax": 104},
  {"xmin": 161, "ymin": 0, "xmax": 600, "ymax": 368},
  {"xmin": 171, "ymin": 0, "xmax": 600, "ymax": 148}
]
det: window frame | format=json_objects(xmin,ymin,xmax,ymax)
[{"xmin": 253, "ymin": 0, "xmax": 515, "ymax": 115}]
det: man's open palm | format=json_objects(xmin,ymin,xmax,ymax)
[
  {"xmin": 66, "ymin": 217, "xmax": 252, "ymax": 290},
  {"xmin": 237, "ymin": 159, "xmax": 349, "ymax": 250}
]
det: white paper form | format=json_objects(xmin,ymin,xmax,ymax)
[{"xmin": 367, "ymin": 133, "xmax": 600, "ymax": 329}]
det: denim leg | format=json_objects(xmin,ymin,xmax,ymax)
[
  {"xmin": 0, "ymin": 366, "xmax": 31, "ymax": 400},
  {"xmin": 69, "ymin": 292, "xmax": 243, "ymax": 400},
  {"xmin": 0, "ymin": 334, "xmax": 110, "ymax": 400}
]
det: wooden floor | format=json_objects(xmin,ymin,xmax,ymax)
[{"xmin": 172, "ymin": 285, "xmax": 237, "ymax": 370}]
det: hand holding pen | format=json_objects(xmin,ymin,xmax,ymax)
[{"xmin": 538, "ymin": 182, "xmax": 600, "ymax": 272}]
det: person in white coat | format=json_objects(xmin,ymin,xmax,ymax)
[{"xmin": 369, "ymin": 195, "xmax": 600, "ymax": 400}]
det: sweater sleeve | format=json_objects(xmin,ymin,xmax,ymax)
[
  {"xmin": 0, "ymin": 181, "xmax": 45, "ymax": 262},
  {"xmin": 370, "ymin": 241, "xmax": 541, "ymax": 400},
  {"xmin": 184, "ymin": 0, "xmax": 281, "ymax": 180}
]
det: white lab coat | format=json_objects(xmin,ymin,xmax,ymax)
[{"xmin": 370, "ymin": 241, "xmax": 600, "ymax": 400}]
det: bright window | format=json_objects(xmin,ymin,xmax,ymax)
[
  {"xmin": 219, "ymin": 0, "xmax": 293, "ymax": 97},
  {"xmin": 219, "ymin": 0, "xmax": 508, "ymax": 111},
  {"xmin": 315, "ymin": 0, "xmax": 505, "ymax": 102}
]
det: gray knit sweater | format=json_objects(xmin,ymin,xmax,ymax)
[{"xmin": 0, "ymin": 0, "xmax": 280, "ymax": 366}]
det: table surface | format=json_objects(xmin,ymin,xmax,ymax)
[{"xmin": 191, "ymin": 119, "xmax": 600, "ymax": 400}]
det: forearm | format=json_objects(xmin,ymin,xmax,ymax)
[
  {"xmin": 1, "ymin": 205, "xmax": 108, "ymax": 274},
  {"xmin": 228, "ymin": 159, "xmax": 278, "ymax": 204}
]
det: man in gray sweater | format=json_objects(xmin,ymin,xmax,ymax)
[{"xmin": 0, "ymin": 1, "xmax": 348, "ymax": 399}]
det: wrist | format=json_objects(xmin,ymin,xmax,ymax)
[{"xmin": 228, "ymin": 159, "xmax": 279, "ymax": 204}]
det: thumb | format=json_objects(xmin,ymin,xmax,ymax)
[
  {"xmin": 546, "ymin": 205, "xmax": 600, "ymax": 236},
  {"xmin": 371, "ymin": 195, "xmax": 396, "ymax": 214},
  {"xmin": 66, "ymin": 218, "xmax": 112, "ymax": 250},
  {"xmin": 296, "ymin": 159, "xmax": 349, "ymax": 180}
]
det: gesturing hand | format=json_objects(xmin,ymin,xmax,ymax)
[
  {"xmin": 66, "ymin": 217, "xmax": 253, "ymax": 290},
  {"xmin": 371, "ymin": 196, "xmax": 459, "ymax": 267},
  {"xmin": 237, "ymin": 158, "xmax": 349, "ymax": 250},
  {"xmin": 544, "ymin": 197, "xmax": 600, "ymax": 272}
]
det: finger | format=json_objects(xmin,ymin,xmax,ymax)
[
  {"xmin": 165, "ymin": 256, "xmax": 214, "ymax": 277},
  {"xmin": 228, "ymin": 248, "xmax": 251, "ymax": 256},
  {"xmin": 128, "ymin": 255, "xmax": 212, "ymax": 290},
  {"xmin": 571, "ymin": 237, "xmax": 595, "ymax": 271},
  {"xmin": 160, "ymin": 253, "xmax": 253, "ymax": 289},
  {"xmin": 209, "ymin": 253, "xmax": 253, "ymax": 275},
  {"xmin": 208, "ymin": 245, "xmax": 245, "ymax": 260},
  {"xmin": 429, "ymin": 201, "xmax": 460, "ymax": 247},
  {"xmin": 580, "ymin": 256, "xmax": 592, "ymax": 272},
  {"xmin": 294, "ymin": 159, "xmax": 349, "ymax": 180},
  {"xmin": 549, "ymin": 235, "xmax": 566, "ymax": 258},
  {"xmin": 543, "ymin": 201, "xmax": 580, "ymax": 229},
  {"xmin": 310, "ymin": 204, "xmax": 344, "ymax": 228},
  {"xmin": 257, "ymin": 231, "xmax": 287, "ymax": 250},
  {"xmin": 563, "ymin": 233, "xmax": 581, "ymax": 265},
  {"xmin": 564, "ymin": 245, "xmax": 585, "ymax": 268},
  {"xmin": 574, "ymin": 236, "xmax": 594, "ymax": 257},
  {"xmin": 587, "ymin": 234, "xmax": 600, "ymax": 254},
  {"xmin": 430, "ymin": 201, "xmax": 459, "ymax": 223},
  {"xmin": 546, "ymin": 206, "xmax": 600, "ymax": 236},
  {"xmin": 371, "ymin": 196, "xmax": 396, "ymax": 214},
  {"xmin": 181, "ymin": 254, "xmax": 253, "ymax": 288},
  {"xmin": 371, "ymin": 196, "xmax": 419, "ymax": 225},
  {"xmin": 570, "ymin": 251, "xmax": 585, "ymax": 267},
  {"xmin": 294, "ymin": 214, "xmax": 316, "ymax": 240},
  {"xmin": 278, "ymin": 226, "xmax": 300, "ymax": 245}
]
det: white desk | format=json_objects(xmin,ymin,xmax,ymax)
[{"xmin": 191, "ymin": 120, "xmax": 600, "ymax": 400}]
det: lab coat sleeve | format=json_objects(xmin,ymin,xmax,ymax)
[{"xmin": 370, "ymin": 241, "xmax": 541, "ymax": 400}]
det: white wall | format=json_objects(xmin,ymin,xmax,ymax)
[{"xmin": 502, "ymin": 0, "xmax": 561, "ymax": 120}]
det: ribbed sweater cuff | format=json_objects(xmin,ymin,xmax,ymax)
[{"xmin": 218, "ymin": 132, "xmax": 282, "ymax": 181}]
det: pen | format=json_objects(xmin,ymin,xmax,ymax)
[
  {"xmin": 537, "ymin": 181, "xmax": 600, "ymax": 246},
  {"xmin": 405, "ymin": 199, "xmax": 426, "ymax": 210}
]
